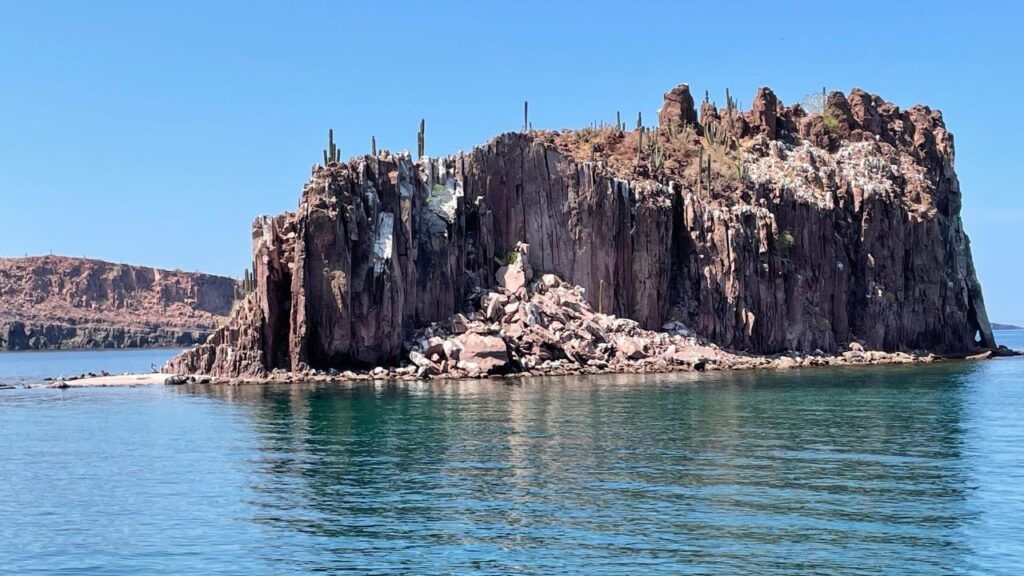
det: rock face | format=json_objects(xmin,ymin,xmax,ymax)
[
  {"xmin": 658, "ymin": 84, "xmax": 698, "ymax": 129},
  {"xmin": 749, "ymin": 87, "xmax": 778, "ymax": 138},
  {"xmin": 167, "ymin": 83, "xmax": 996, "ymax": 378},
  {"xmin": 0, "ymin": 256, "xmax": 237, "ymax": 350}
]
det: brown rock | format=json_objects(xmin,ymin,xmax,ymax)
[
  {"xmin": 658, "ymin": 84, "xmax": 698, "ymax": 129},
  {"xmin": 451, "ymin": 314, "xmax": 470, "ymax": 334},
  {"xmin": 700, "ymin": 100, "xmax": 719, "ymax": 125},
  {"xmin": 454, "ymin": 333, "xmax": 509, "ymax": 373},
  {"xmin": 750, "ymin": 87, "xmax": 778, "ymax": 139},
  {"xmin": 848, "ymin": 88, "xmax": 882, "ymax": 134},
  {"xmin": 825, "ymin": 91, "xmax": 855, "ymax": 136},
  {"xmin": 496, "ymin": 264, "xmax": 526, "ymax": 294},
  {"xmin": 614, "ymin": 335, "xmax": 648, "ymax": 360}
]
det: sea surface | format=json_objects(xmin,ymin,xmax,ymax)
[
  {"xmin": 0, "ymin": 347, "xmax": 186, "ymax": 388},
  {"xmin": 1, "ymin": 332, "xmax": 1022, "ymax": 574}
]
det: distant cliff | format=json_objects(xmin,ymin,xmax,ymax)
[
  {"xmin": 168, "ymin": 83, "xmax": 996, "ymax": 378},
  {"xmin": 0, "ymin": 256, "xmax": 237, "ymax": 350},
  {"xmin": 993, "ymin": 323, "xmax": 1022, "ymax": 330}
]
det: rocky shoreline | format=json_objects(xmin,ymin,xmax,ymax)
[
  {"xmin": 168, "ymin": 348, "xmax": 1001, "ymax": 387},
  {"xmin": 0, "ymin": 346, "xmax": 1007, "ymax": 390},
  {"xmin": 166, "ymin": 246, "xmax": 1015, "ymax": 386}
]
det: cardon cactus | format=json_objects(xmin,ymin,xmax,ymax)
[{"xmin": 417, "ymin": 119, "xmax": 425, "ymax": 159}]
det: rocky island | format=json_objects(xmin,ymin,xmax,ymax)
[
  {"xmin": 166, "ymin": 83, "xmax": 1001, "ymax": 382},
  {"xmin": 0, "ymin": 256, "xmax": 237, "ymax": 350}
]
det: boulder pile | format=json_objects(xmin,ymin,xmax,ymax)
[
  {"xmin": 403, "ymin": 247, "xmax": 722, "ymax": 379},
  {"xmin": 395, "ymin": 245, "xmax": 944, "ymax": 380}
]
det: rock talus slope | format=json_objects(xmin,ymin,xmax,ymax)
[{"xmin": 167, "ymin": 83, "xmax": 995, "ymax": 378}]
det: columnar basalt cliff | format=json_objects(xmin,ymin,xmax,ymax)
[
  {"xmin": 167, "ymin": 83, "xmax": 996, "ymax": 378},
  {"xmin": 0, "ymin": 256, "xmax": 237, "ymax": 350}
]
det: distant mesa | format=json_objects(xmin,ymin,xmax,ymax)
[{"xmin": 0, "ymin": 255, "xmax": 238, "ymax": 351}]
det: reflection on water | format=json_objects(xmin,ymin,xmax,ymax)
[{"xmin": 2, "ymin": 359, "xmax": 1023, "ymax": 574}]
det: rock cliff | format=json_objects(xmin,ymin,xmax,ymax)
[
  {"xmin": 0, "ymin": 256, "xmax": 237, "ymax": 350},
  {"xmin": 167, "ymin": 83, "xmax": 996, "ymax": 378}
]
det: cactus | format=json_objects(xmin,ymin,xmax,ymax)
[
  {"xmin": 698, "ymin": 146, "xmax": 704, "ymax": 194},
  {"xmin": 704, "ymin": 120, "xmax": 729, "ymax": 148},
  {"xmin": 735, "ymin": 158, "xmax": 748, "ymax": 182},
  {"xmin": 636, "ymin": 111, "xmax": 642, "ymax": 130},
  {"xmin": 650, "ymin": 137, "xmax": 664, "ymax": 173},
  {"xmin": 697, "ymin": 146, "xmax": 713, "ymax": 194},
  {"xmin": 616, "ymin": 111, "xmax": 621, "ymax": 131},
  {"xmin": 323, "ymin": 129, "xmax": 341, "ymax": 164},
  {"xmin": 417, "ymin": 119, "xmax": 425, "ymax": 159},
  {"xmin": 725, "ymin": 88, "xmax": 739, "ymax": 134},
  {"xmin": 706, "ymin": 155, "xmax": 712, "ymax": 192},
  {"xmin": 523, "ymin": 101, "xmax": 529, "ymax": 132},
  {"xmin": 371, "ymin": 136, "xmax": 377, "ymax": 157},
  {"xmin": 636, "ymin": 126, "xmax": 644, "ymax": 164},
  {"xmin": 681, "ymin": 122, "xmax": 695, "ymax": 144}
]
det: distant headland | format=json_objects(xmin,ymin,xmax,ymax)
[{"xmin": 0, "ymin": 255, "xmax": 237, "ymax": 351}]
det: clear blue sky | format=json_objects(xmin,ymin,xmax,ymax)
[{"xmin": 1, "ymin": 1, "xmax": 1021, "ymax": 324}]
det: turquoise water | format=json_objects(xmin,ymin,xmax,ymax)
[{"xmin": 0, "ymin": 334, "xmax": 1022, "ymax": 574}]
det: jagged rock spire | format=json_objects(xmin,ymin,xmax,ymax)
[{"xmin": 658, "ymin": 84, "xmax": 698, "ymax": 129}]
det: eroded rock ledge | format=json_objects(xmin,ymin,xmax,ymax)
[{"xmin": 166, "ymin": 83, "xmax": 998, "ymax": 380}]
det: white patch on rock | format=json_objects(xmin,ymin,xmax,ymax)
[
  {"xmin": 424, "ymin": 161, "xmax": 462, "ymax": 235},
  {"xmin": 398, "ymin": 155, "xmax": 414, "ymax": 198},
  {"xmin": 373, "ymin": 212, "xmax": 395, "ymax": 276}
]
